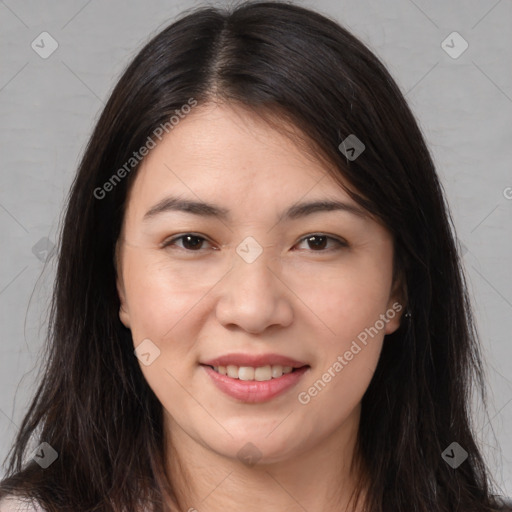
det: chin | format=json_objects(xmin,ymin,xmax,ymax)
[{"xmin": 206, "ymin": 428, "xmax": 307, "ymax": 467}]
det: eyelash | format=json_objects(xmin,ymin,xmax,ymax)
[{"xmin": 161, "ymin": 233, "xmax": 348, "ymax": 253}]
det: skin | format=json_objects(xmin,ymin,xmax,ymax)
[{"xmin": 115, "ymin": 103, "xmax": 404, "ymax": 512}]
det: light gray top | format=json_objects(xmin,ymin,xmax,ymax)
[
  {"xmin": 0, "ymin": 496, "xmax": 45, "ymax": 512},
  {"xmin": 0, "ymin": 495, "xmax": 154, "ymax": 511}
]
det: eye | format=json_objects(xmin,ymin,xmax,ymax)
[
  {"xmin": 161, "ymin": 233, "xmax": 213, "ymax": 251},
  {"xmin": 294, "ymin": 234, "xmax": 348, "ymax": 252}
]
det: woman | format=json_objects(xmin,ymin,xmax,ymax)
[{"xmin": 0, "ymin": 2, "xmax": 510, "ymax": 511}]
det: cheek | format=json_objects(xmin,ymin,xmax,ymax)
[
  {"xmin": 286, "ymin": 258, "xmax": 393, "ymax": 341},
  {"xmin": 122, "ymin": 255, "xmax": 214, "ymax": 390},
  {"xmin": 293, "ymin": 254, "xmax": 392, "ymax": 421},
  {"xmin": 123, "ymin": 258, "xmax": 206, "ymax": 403},
  {"xmin": 297, "ymin": 310, "xmax": 385, "ymax": 428},
  {"xmin": 122, "ymin": 254, "xmax": 214, "ymax": 338},
  {"xmin": 298, "ymin": 341, "xmax": 382, "ymax": 435}
]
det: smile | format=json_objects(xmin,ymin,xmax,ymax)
[
  {"xmin": 200, "ymin": 364, "xmax": 310, "ymax": 403},
  {"xmin": 208, "ymin": 364, "xmax": 295, "ymax": 381}
]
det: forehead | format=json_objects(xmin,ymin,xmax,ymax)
[{"xmin": 125, "ymin": 103, "xmax": 359, "ymax": 213}]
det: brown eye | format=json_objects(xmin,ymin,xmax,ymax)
[
  {"xmin": 162, "ymin": 234, "xmax": 210, "ymax": 251},
  {"xmin": 305, "ymin": 235, "xmax": 328, "ymax": 250},
  {"xmin": 295, "ymin": 234, "xmax": 347, "ymax": 252}
]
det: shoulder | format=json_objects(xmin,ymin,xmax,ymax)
[{"xmin": 0, "ymin": 495, "xmax": 45, "ymax": 512}]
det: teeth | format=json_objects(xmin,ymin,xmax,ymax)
[
  {"xmin": 227, "ymin": 365, "xmax": 239, "ymax": 379},
  {"xmin": 211, "ymin": 364, "xmax": 296, "ymax": 380}
]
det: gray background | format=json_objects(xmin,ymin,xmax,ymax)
[{"xmin": 1, "ymin": 0, "xmax": 511, "ymax": 496}]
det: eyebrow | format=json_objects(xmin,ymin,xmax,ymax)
[{"xmin": 142, "ymin": 195, "xmax": 368, "ymax": 223}]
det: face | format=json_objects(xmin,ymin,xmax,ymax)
[{"xmin": 115, "ymin": 103, "xmax": 404, "ymax": 466}]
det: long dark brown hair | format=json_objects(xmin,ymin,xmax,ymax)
[{"xmin": 1, "ymin": 2, "xmax": 509, "ymax": 511}]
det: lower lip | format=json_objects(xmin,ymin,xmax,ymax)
[{"xmin": 201, "ymin": 365, "xmax": 310, "ymax": 403}]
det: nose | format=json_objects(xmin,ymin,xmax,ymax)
[{"xmin": 215, "ymin": 249, "xmax": 294, "ymax": 334}]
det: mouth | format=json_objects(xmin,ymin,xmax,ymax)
[
  {"xmin": 199, "ymin": 356, "xmax": 311, "ymax": 403},
  {"xmin": 201, "ymin": 364, "xmax": 306, "ymax": 381}
]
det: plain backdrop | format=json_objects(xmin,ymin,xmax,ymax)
[{"xmin": 1, "ymin": 0, "xmax": 511, "ymax": 497}]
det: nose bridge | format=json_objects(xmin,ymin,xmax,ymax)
[
  {"xmin": 232, "ymin": 245, "xmax": 274, "ymax": 292},
  {"xmin": 229, "ymin": 238, "xmax": 278, "ymax": 303},
  {"xmin": 215, "ymin": 237, "xmax": 293, "ymax": 332}
]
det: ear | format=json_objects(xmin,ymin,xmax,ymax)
[
  {"xmin": 117, "ymin": 280, "xmax": 131, "ymax": 329},
  {"xmin": 384, "ymin": 268, "xmax": 407, "ymax": 335},
  {"xmin": 115, "ymin": 240, "xmax": 131, "ymax": 329}
]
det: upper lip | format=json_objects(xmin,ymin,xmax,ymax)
[{"xmin": 201, "ymin": 353, "xmax": 309, "ymax": 368}]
